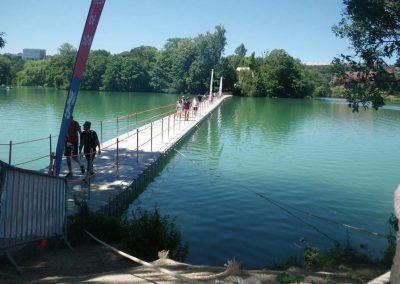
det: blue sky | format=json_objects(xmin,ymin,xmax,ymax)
[{"xmin": 1, "ymin": 0, "xmax": 351, "ymax": 64}]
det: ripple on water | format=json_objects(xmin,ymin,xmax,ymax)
[{"xmin": 127, "ymin": 97, "xmax": 400, "ymax": 268}]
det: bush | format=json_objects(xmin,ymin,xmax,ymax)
[
  {"xmin": 301, "ymin": 238, "xmax": 373, "ymax": 270},
  {"xmin": 68, "ymin": 201, "xmax": 188, "ymax": 262},
  {"xmin": 304, "ymin": 246, "xmax": 323, "ymax": 269},
  {"xmin": 67, "ymin": 199, "xmax": 123, "ymax": 245},
  {"xmin": 381, "ymin": 213, "xmax": 398, "ymax": 268},
  {"xmin": 276, "ymin": 272, "xmax": 304, "ymax": 284},
  {"xmin": 122, "ymin": 207, "xmax": 188, "ymax": 261}
]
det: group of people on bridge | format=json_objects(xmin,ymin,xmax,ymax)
[
  {"xmin": 175, "ymin": 95, "xmax": 202, "ymax": 120},
  {"xmin": 64, "ymin": 117, "xmax": 101, "ymax": 179}
]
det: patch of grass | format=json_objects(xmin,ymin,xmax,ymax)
[
  {"xmin": 303, "ymin": 242, "xmax": 374, "ymax": 270},
  {"xmin": 270, "ymin": 256, "xmax": 302, "ymax": 270},
  {"xmin": 276, "ymin": 272, "xmax": 304, "ymax": 284}
]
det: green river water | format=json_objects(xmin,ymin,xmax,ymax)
[{"xmin": 1, "ymin": 87, "xmax": 398, "ymax": 268}]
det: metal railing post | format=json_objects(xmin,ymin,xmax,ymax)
[
  {"xmin": 136, "ymin": 129, "xmax": 139, "ymax": 163},
  {"xmin": 116, "ymin": 138, "xmax": 119, "ymax": 177},
  {"xmin": 150, "ymin": 122, "xmax": 153, "ymax": 152},
  {"xmin": 100, "ymin": 121, "xmax": 103, "ymax": 146},
  {"xmin": 117, "ymin": 116, "xmax": 119, "ymax": 137},
  {"xmin": 49, "ymin": 134, "xmax": 52, "ymax": 166},
  {"xmin": 161, "ymin": 118, "xmax": 164, "ymax": 143},
  {"xmin": 173, "ymin": 113, "xmax": 176, "ymax": 134},
  {"xmin": 88, "ymin": 147, "xmax": 93, "ymax": 200},
  {"xmin": 168, "ymin": 115, "xmax": 170, "ymax": 138},
  {"xmin": 8, "ymin": 140, "xmax": 12, "ymax": 165}
]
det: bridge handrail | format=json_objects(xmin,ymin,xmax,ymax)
[
  {"xmin": 0, "ymin": 102, "xmax": 177, "ymax": 147},
  {"xmin": 0, "ymin": 95, "xmax": 216, "ymax": 182},
  {"xmin": 1, "ymin": 101, "xmax": 178, "ymax": 167},
  {"xmin": 48, "ymin": 97, "xmax": 212, "ymax": 185}
]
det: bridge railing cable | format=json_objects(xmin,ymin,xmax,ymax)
[
  {"xmin": 1, "ymin": 101, "xmax": 179, "ymax": 169},
  {"xmin": 79, "ymin": 98, "xmax": 212, "ymax": 198}
]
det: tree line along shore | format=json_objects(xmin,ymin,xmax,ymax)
[{"xmin": 1, "ymin": 26, "xmax": 342, "ymax": 100}]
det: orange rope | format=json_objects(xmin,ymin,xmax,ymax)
[{"xmin": 14, "ymin": 154, "xmax": 49, "ymax": 166}]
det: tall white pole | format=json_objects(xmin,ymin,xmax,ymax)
[
  {"xmin": 218, "ymin": 77, "xmax": 223, "ymax": 97},
  {"xmin": 209, "ymin": 69, "xmax": 214, "ymax": 103}
]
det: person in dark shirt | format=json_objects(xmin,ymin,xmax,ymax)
[
  {"xmin": 183, "ymin": 97, "xmax": 191, "ymax": 120},
  {"xmin": 79, "ymin": 121, "xmax": 101, "ymax": 176},
  {"xmin": 64, "ymin": 116, "xmax": 85, "ymax": 178}
]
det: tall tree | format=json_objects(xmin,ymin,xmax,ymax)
[
  {"xmin": 234, "ymin": 43, "xmax": 247, "ymax": 58},
  {"xmin": 17, "ymin": 59, "xmax": 49, "ymax": 86},
  {"xmin": 47, "ymin": 43, "xmax": 77, "ymax": 89},
  {"xmin": 102, "ymin": 55, "xmax": 149, "ymax": 92},
  {"xmin": 332, "ymin": 0, "xmax": 400, "ymax": 111},
  {"xmin": 151, "ymin": 25, "xmax": 227, "ymax": 94},
  {"xmin": 0, "ymin": 56, "xmax": 11, "ymax": 85},
  {"xmin": 81, "ymin": 50, "xmax": 110, "ymax": 90},
  {"xmin": 0, "ymin": 32, "xmax": 5, "ymax": 49},
  {"xmin": 259, "ymin": 49, "xmax": 302, "ymax": 98}
]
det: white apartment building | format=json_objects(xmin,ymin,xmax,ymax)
[{"xmin": 22, "ymin": 49, "xmax": 46, "ymax": 60}]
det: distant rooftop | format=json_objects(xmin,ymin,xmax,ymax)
[
  {"xmin": 22, "ymin": 49, "xmax": 46, "ymax": 60},
  {"xmin": 304, "ymin": 61, "xmax": 331, "ymax": 66},
  {"xmin": 236, "ymin": 67, "xmax": 251, "ymax": 72}
]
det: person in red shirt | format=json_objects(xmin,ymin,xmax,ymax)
[{"xmin": 64, "ymin": 116, "xmax": 85, "ymax": 177}]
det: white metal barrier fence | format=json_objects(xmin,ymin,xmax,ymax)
[{"xmin": 0, "ymin": 161, "xmax": 67, "ymax": 250}]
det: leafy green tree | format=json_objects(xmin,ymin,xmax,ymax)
[
  {"xmin": 150, "ymin": 25, "xmax": 226, "ymax": 94},
  {"xmin": 185, "ymin": 25, "xmax": 227, "ymax": 94},
  {"xmin": 102, "ymin": 55, "xmax": 149, "ymax": 91},
  {"xmin": 81, "ymin": 50, "xmax": 110, "ymax": 90},
  {"xmin": 17, "ymin": 59, "xmax": 49, "ymax": 86},
  {"xmin": 330, "ymin": 85, "xmax": 346, "ymax": 98},
  {"xmin": 8, "ymin": 55, "xmax": 24, "ymax": 85},
  {"xmin": 234, "ymin": 43, "xmax": 247, "ymax": 57},
  {"xmin": 46, "ymin": 43, "xmax": 77, "ymax": 89},
  {"xmin": 128, "ymin": 46, "xmax": 158, "ymax": 69},
  {"xmin": 258, "ymin": 49, "xmax": 303, "ymax": 98},
  {"xmin": 0, "ymin": 32, "xmax": 5, "ymax": 49},
  {"xmin": 236, "ymin": 69, "xmax": 258, "ymax": 96},
  {"xmin": 0, "ymin": 55, "xmax": 11, "ymax": 85},
  {"xmin": 214, "ymin": 57, "xmax": 237, "ymax": 92},
  {"xmin": 151, "ymin": 38, "xmax": 193, "ymax": 93},
  {"xmin": 332, "ymin": 0, "xmax": 400, "ymax": 111}
]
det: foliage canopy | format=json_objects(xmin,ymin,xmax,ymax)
[{"xmin": 332, "ymin": 0, "xmax": 400, "ymax": 111}]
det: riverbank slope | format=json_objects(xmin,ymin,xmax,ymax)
[{"xmin": 0, "ymin": 244, "xmax": 386, "ymax": 283}]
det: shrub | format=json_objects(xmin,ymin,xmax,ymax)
[
  {"xmin": 68, "ymin": 201, "xmax": 188, "ymax": 263},
  {"xmin": 67, "ymin": 199, "xmax": 123, "ymax": 245},
  {"xmin": 122, "ymin": 207, "xmax": 188, "ymax": 261},
  {"xmin": 276, "ymin": 272, "xmax": 304, "ymax": 284},
  {"xmin": 381, "ymin": 213, "xmax": 398, "ymax": 268},
  {"xmin": 304, "ymin": 246, "xmax": 323, "ymax": 269}
]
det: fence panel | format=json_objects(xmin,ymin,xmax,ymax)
[{"xmin": 0, "ymin": 161, "xmax": 67, "ymax": 250}]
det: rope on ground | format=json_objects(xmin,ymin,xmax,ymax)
[
  {"xmin": 368, "ymin": 271, "xmax": 390, "ymax": 284},
  {"xmin": 84, "ymin": 230, "xmax": 205, "ymax": 284}
]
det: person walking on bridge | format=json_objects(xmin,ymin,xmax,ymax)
[
  {"xmin": 183, "ymin": 96, "xmax": 191, "ymax": 120},
  {"xmin": 64, "ymin": 116, "xmax": 85, "ymax": 178},
  {"xmin": 79, "ymin": 121, "xmax": 101, "ymax": 176}
]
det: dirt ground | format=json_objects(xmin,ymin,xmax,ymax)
[{"xmin": 0, "ymin": 244, "xmax": 387, "ymax": 283}]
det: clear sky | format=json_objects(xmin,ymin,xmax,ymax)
[{"xmin": 1, "ymin": 0, "xmax": 352, "ymax": 64}]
